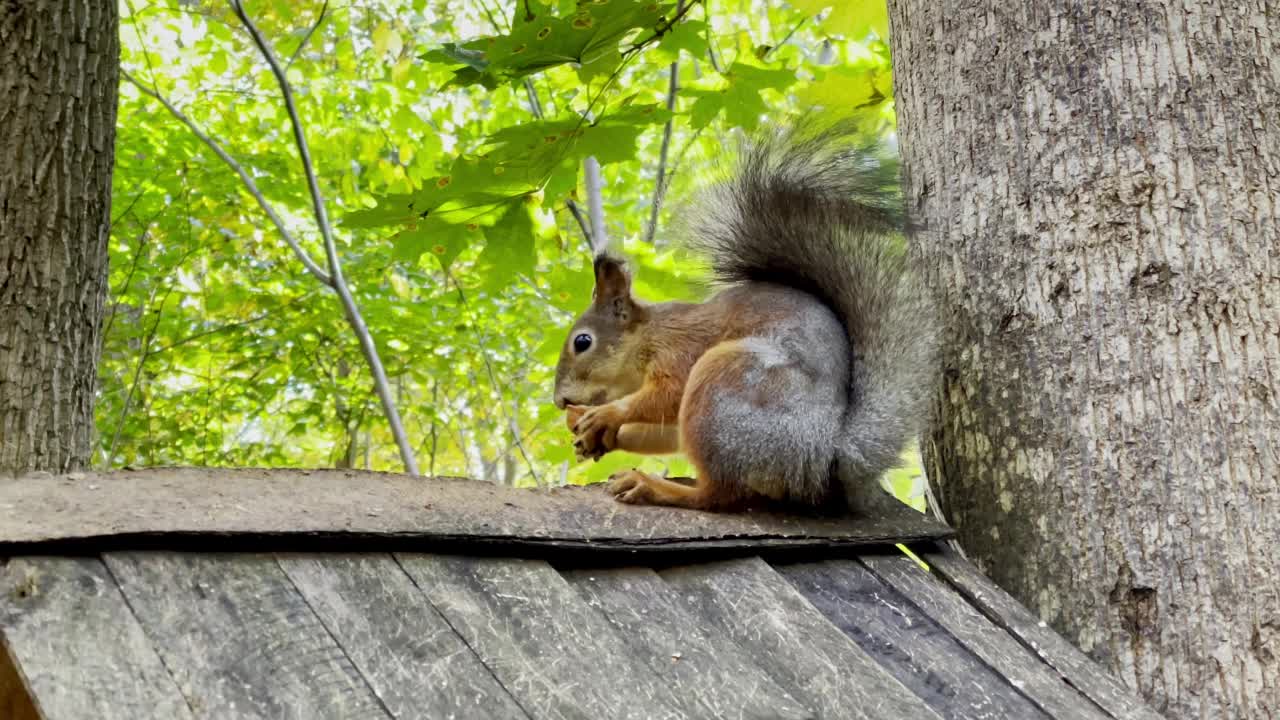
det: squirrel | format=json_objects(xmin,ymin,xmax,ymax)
[{"xmin": 552, "ymin": 120, "xmax": 939, "ymax": 513}]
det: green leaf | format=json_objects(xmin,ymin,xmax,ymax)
[
  {"xmin": 655, "ymin": 19, "xmax": 709, "ymax": 60},
  {"xmin": 577, "ymin": 104, "xmax": 673, "ymax": 165},
  {"xmin": 535, "ymin": 329, "xmax": 569, "ymax": 365},
  {"xmin": 208, "ymin": 50, "xmax": 228, "ymax": 75},
  {"xmin": 421, "ymin": 0, "xmax": 676, "ymax": 87},
  {"xmin": 544, "ymin": 263, "xmax": 595, "ymax": 312},
  {"xmin": 721, "ymin": 63, "xmax": 797, "ymax": 129},
  {"xmin": 687, "ymin": 88, "xmax": 725, "ymax": 126},
  {"xmin": 478, "ymin": 201, "xmax": 537, "ymax": 293},
  {"xmin": 394, "ymin": 215, "xmax": 484, "ymax": 270},
  {"xmin": 543, "ymin": 156, "xmax": 580, "ymax": 202},
  {"xmin": 542, "ymin": 441, "xmax": 577, "ymax": 465},
  {"xmin": 423, "ymin": 43, "xmax": 489, "ymax": 72},
  {"xmin": 576, "ymin": 46, "xmax": 623, "ymax": 84}
]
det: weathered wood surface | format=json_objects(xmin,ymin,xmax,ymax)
[
  {"xmin": 278, "ymin": 553, "xmax": 529, "ymax": 720},
  {"xmin": 861, "ymin": 553, "xmax": 1111, "ymax": 720},
  {"xmin": 0, "ymin": 467, "xmax": 951, "ymax": 554},
  {"xmin": 396, "ymin": 554, "xmax": 691, "ymax": 720},
  {"xmin": 563, "ymin": 566, "xmax": 814, "ymax": 720},
  {"xmin": 777, "ymin": 559, "xmax": 1051, "ymax": 720},
  {"xmin": 104, "ymin": 552, "xmax": 392, "ymax": 720},
  {"xmin": 0, "ymin": 639, "xmax": 40, "ymax": 720},
  {"xmin": 660, "ymin": 557, "xmax": 944, "ymax": 720},
  {"xmin": 923, "ymin": 551, "xmax": 1165, "ymax": 720},
  {"xmin": 0, "ymin": 557, "xmax": 194, "ymax": 720},
  {"xmin": 0, "ymin": 547, "xmax": 1164, "ymax": 720}
]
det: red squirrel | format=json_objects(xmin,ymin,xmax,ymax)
[{"xmin": 553, "ymin": 121, "xmax": 939, "ymax": 512}]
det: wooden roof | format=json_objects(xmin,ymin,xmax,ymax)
[{"xmin": 0, "ymin": 469, "xmax": 1161, "ymax": 720}]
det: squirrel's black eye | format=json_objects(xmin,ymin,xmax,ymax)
[{"xmin": 573, "ymin": 333, "xmax": 593, "ymax": 353}]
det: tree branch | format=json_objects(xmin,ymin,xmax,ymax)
[
  {"xmin": 566, "ymin": 196, "xmax": 594, "ymax": 251},
  {"xmin": 229, "ymin": 0, "xmax": 420, "ymax": 476},
  {"xmin": 121, "ymin": 69, "xmax": 333, "ymax": 285},
  {"xmin": 583, "ymin": 156, "xmax": 608, "ymax": 253}
]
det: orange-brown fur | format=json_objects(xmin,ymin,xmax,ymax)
[{"xmin": 555, "ymin": 256, "xmax": 839, "ymax": 510}]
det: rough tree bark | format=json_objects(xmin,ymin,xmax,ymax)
[
  {"xmin": 0, "ymin": 1, "xmax": 120, "ymax": 474},
  {"xmin": 889, "ymin": 1, "xmax": 1279, "ymax": 717}
]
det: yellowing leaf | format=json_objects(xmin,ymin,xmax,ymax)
[
  {"xmin": 873, "ymin": 68, "xmax": 894, "ymax": 99},
  {"xmin": 392, "ymin": 57, "xmax": 413, "ymax": 85},
  {"xmin": 792, "ymin": 0, "xmax": 890, "ymax": 40},
  {"xmin": 388, "ymin": 272, "xmax": 412, "ymax": 298},
  {"xmin": 372, "ymin": 22, "xmax": 404, "ymax": 59},
  {"xmin": 798, "ymin": 67, "xmax": 878, "ymax": 109}
]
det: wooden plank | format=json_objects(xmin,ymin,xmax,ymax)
[
  {"xmin": 563, "ymin": 566, "xmax": 815, "ymax": 720},
  {"xmin": 395, "ymin": 554, "xmax": 692, "ymax": 720},
  {"xmin": 776, "ymin": 559, "xmax": 1053, "ymax": 720},
  {"xmin": 922, "ymin": 550, "xmax": 1164, "ymax": 720},
  {"xmin": 104, "ymin": 552, "xmax": 393, "ymax": 720},
  {"xmin": 0, "ymin": 557, "xmax": 194, "ymax": 720},
  {"xmin": 0, "ymin": 643, "xmax": 39, "ymax": 720},
  {"xmin": 0, "ymin": 468, "xmax": 951, "ymax": 556},
  {"xmin": 660, "ymin": 557, "xmax": 944, "ymax": 720},
  {"xmin": 861, "ymin": 552, "xmax": 1112, "ymax": 720},
  {"xmin": 277, "ymin": 553, "xmax": 529, "ymax": 720}
]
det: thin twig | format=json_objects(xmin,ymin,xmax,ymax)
[
  {"xmin": 121, "ymin": 69, "xmax": 333, "ymax": 284},
  {"xmin": 521, "ymin": 78, "xmax": 545, "ymax": 117},
  {"xmin": 104, "ymin": 243, "xmax": 202, "ymax": 465},
  {"xmin": 667, "ymin": 123, "xmax": 708, "ymax": 187},
  {"xmin": 644, "ymin": 0, "xmax": 685, "ymax": 245},
  {"xmin": 286, "ymin": 0, "xmax": 329, "ymax": 68},
  {"xmin": 123, "ymin": 0, "xmax": 162, "ymax": 86},
  {"xmin": 443, "ymin": 268, "xmax": 543, "ymax": 486},
  {"xmin": 103, "ymin": 206, "xmax": 165, "ymax": 342},
  {"xmin": 428, "ymin": 381, "xmax": 439, "ymax": 477},
  {"xmin": 109, "ymin": 188, "xmax": 146, "ymax": 228},
  {"xmin": 150, "ymin": 290, "xmax": 318, "ymax": 355},
  {"xmin": 706, "ymin": 40, "xmax": 725, "ymax": 73},
  {"xmin": 767, "ymin": 16, "xmax": 807, "ymax": 58},
  {"xmin": 703, "ymin": 0, "xmax": 726, "ymax": 75},
  {"xmin": 230, "ymin": 0, "xmax": 420, "ymax": 476},
  {"xmin": 566, "ymin": 197, "xmax": 594, "ymax": 251}
]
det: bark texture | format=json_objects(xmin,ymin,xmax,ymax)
[
  {"xmin": 0, "ymin": 0, "xmax": 119, "ymax": 473},
  {"xmin": 889, "ymin": 1, "xmax": 1280, "ymax": 717}
]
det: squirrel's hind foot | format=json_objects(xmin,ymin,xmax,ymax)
[{"xmin": 606, "ymin": 470, "xmax": 708, "ymax": 509}]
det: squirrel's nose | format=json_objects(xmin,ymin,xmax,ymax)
[{"xmin": 553, "ymin": 392, "xmax": 568, "ymax": 410}]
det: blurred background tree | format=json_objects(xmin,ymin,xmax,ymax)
[{"xmin": 103, "ymin": 0, "xmax": 923, "ymax": 504}]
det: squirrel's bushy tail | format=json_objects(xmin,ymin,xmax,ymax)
[{"xmin": 682, "ymin": 120, "xmax": 940, "ymax": 503}]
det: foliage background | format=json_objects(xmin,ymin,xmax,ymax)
[{"xmin": 102, "ymin": 0, "xmax": 924, "ymax": 509}]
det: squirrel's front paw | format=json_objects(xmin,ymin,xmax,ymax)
[
  {"xmin": 572, "ymin": 403, "xmax": 624, "ymax": 460},
  {"xmin": 607, "ymin": 469, "xmax": 655, "ymax": 504}
]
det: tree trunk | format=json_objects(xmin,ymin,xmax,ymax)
[
  {"xmin": 890, "ymin": 1, "xmax": 1280, "ymax": 717},
  {"xmin": 0, "ymin": 0, "xmax": 119, "ymax": 474}
]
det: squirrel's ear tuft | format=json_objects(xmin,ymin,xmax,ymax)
[{"xmin": 591, "ymin": 252, "xmax": 632, "ymax": 303}]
